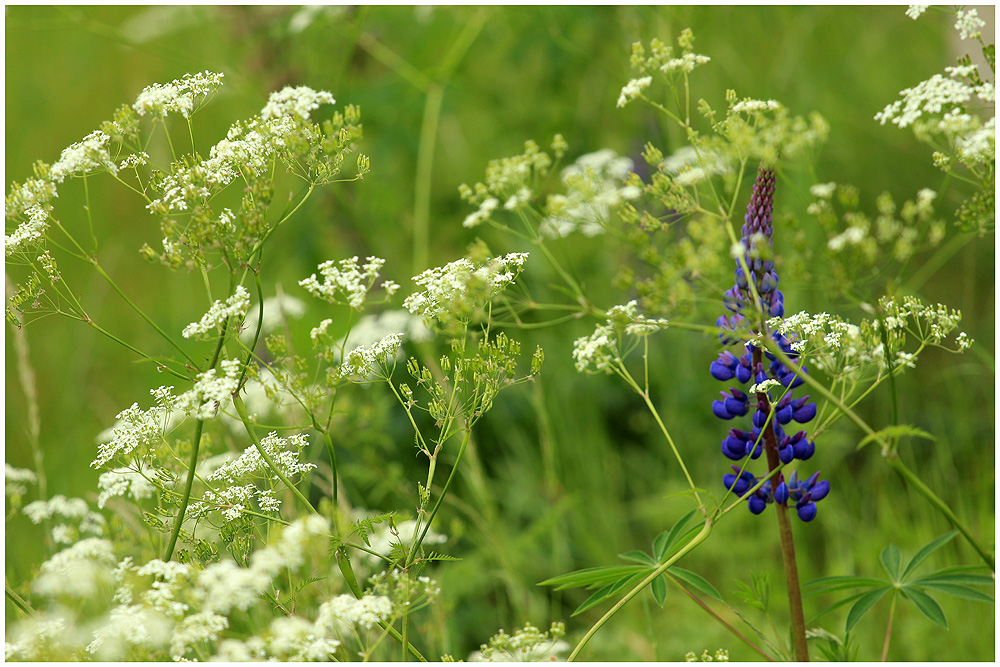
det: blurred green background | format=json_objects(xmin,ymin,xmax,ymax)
[{"xmin": 5, "ymin": 6, "xmax": 994, "ymax": 660}]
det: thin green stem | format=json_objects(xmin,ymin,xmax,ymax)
[
  {"xmin": 90, "ymin": 262, "xmax": 197, "ymax": 366},
  {"xmin": 413, "ymin": 84, "xmax": 443, "ymax": 272},
  {"xmin": 406, "ymin": 428, "xmax": 472, "ymax": 568},
  {"xmin": 163, "ymin": 418, "xmax": 206, "ymax": 562},
  {"xmin": 881, "ymin": 592, "xmax": 897, "ymax": 661},
  {"xmin": 567, "ymin": 519, "xmax": 713, "ymax": 661},
  {"xmin": 667, "ymin": 575, "xmax": 775, "ymax": 661},
  {"xmin": 162, "ymin": 326, "xmax": 228, "ymax": 561},
  {"xmin": 231, "ymin": 393, "xmax": 318, "ymax": 516}
]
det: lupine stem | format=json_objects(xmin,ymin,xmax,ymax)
[
  {"xmin": 754, "ymin": 346, "xmax": 809, "ymax": 661},
  {"xmin": 881, "ymin": 592, "xmax": 897, "ymax": 661}
]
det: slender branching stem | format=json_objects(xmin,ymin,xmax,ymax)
[
  {"xmin": 567, "ymin": 519, "xmax": 713, "ymax": 661},
  {"xmin": 667, "ymin": 575, "xmax": 775, "ymax": 661}
]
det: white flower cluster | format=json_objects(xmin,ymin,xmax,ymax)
[
  {"xmin": 957, "ymin": 116, "xmax": 995, "ymax": 165},
  {"xmin": 458, "ymin": 140, "xmax": 553, "ymax": 226},
  {"xmin": 809, "ymin": 182, "xmax": 837, "ymax": 199},
  {"xmin": 462, "ymin": 196, "xmax": 499, "ymax": 228},
  {"xmin": 170, "ymin": 611, "xmax": 229, "ymax": 660},
  {"xmin": 4, "ymin": 205, "xmax": 50, "ymax": 256},
  {"xmin": 86, "ymin": 604, "xmax": 172, "ymax": 661},
  {"xmin": 181, "ymin": 285, "xmax": 251, "ymax": 339},
  {"xmin": 133, "ymin": 71, "xmax": 225, "ymax": 118},
  {"xmin": 5, "ymin": 177, "xmax": 58, "ymax": 220},
  {"xmin": 317, "ymin": 594, "xmax": 394, "ymax": 633},
  {"xmin": 874, "ymin": 66, "xmax": 992, "ymax": 129},
  {"xmin": 339, "ymin": 332, "xmax": 404, "ymax": 379},
  {"xmin": 261, "ymin": 85, "xmax": 335, "ymax": 120},
  {"xmin": 210, "ymin": 432, "xmax": 315, "ymax": 483},
  {"xmin": 572, "ymin": 301, "xmax": 668, "ymax": 374},
  {"xmin": 253, "ymin": 514, "xmax": 330, "ymax": 576},
  {"xmin": 955, "ymin": 8, "xmax": 986, "ymax": 40},
  {"xmin": 119, "ymin": 152, "xmax": 150, "ymax": 169},
  {"xmin": 616, "ymin": 76, "xmax": 652, "ymax": 108},
  {"xmin": 91, "ymin": 402, "xmax": 167, "ymax": 468},
  {"xmin": 878, "ymin": 295, "xmax": 968, "ymax": 346},
  {"xmin": 610, "ymin": 300, "xmax": 670, "ymax": 335},
  {"xmin": 260, "ymin": 616, "xmax": 341, "ymax": 661},
  {"xmin": 5, "ymin": 611, "xmax": 81, "ymax": 661},
  {"xmin": 49, "ymin": 130, "xmax": 118, "ymax": 183},
  {"xmin": 33, "ymin": 537, "xmax": 117, "ymax": 599},
  {"xmin": 542, "ymin": 149, "xmax": 641, "ymax": 238},
  {"xmin": 685, "ymin": 648, "xmax": 730, "ymax": 662},
  {"xmin": 662, "ymin": 52, "xmax": 711, "ymax": 74},
  {"xmin": 472, "ymin": 622, "xmax": 568, "ymax": 662},
  {"xmin": 905, "ymin": 5, "xmax": 928, "ymax": 20},
  {"xmin": 403, "ymin": 253, "xmax": 529, "ymax": 320},
  {"xmin": 175, "ymin": 358, "xmax": 242, "ymax": 419},
  {"xmin": 339, "ymin": 309, "xmax": 433, "ymax": 353},
  {"xmin": 730, "ymin": 98, "xmax": 782, "ymax": 114},
  {"xmin": 149, "ymin": 114, "xmax": 300, "ymax": 212},
  {"xmin": 97, "ymin": 466, "xmax": 158, "ymax": 509},
  {"xmin": 5, "ymin": 463, "xmax": 37, "ymax": 497},
  {"xmin": 22, "ymin": 495, "xmax": 107, "ymax": 544},
  {"xmin": 299, "ymin": 255, "xmax": 396, "ymax": 309},
  {"xmin": 134, "ymin": 559, "xmax": 193, "ymax": 617}
]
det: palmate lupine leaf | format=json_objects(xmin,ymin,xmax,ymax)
[{"xmin": 807, "ymin": 531, "xmax": 994, "ymax": 634}]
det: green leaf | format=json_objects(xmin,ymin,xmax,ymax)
[
  {"xmin": 915, "ymin": 582, "xmax": 994, "ymax": 603},
  {"xmin": 856, "ymin": 424, "xmax": 936, "ymax": 451},
  {"xmin": 900, "ymin": 531, "xmax": 958, "ymax": 580},
  {"xmin": 880, "ymin": 544, "xmax": 902, "ymax": 581},
  {"xmin": 669, "ymin": 567, "xmax": 723, "ymax": 600},
  {"xmin": 651, "ymin": 574, "xmax": 668, "ymax": 607},
  {"xmin": 573, "ymin": 571, "xmax": 647, "ymax": 616},
  {"xmin": 619, "ymin": 550, "xmax": 656, "ymax": 566},
  {"xmin": 540, "ymin": 565, "xmax": 646, "ymax": 591},
  {"xmin": 804, "ymin": 575, "xmax": 887, "ymax": 595},
  {"xmin": 807, "ymin": 591, "xmax": 870, "ymax": 625},
  {"xmin": 901, "ymin": 587, "xmax": 948, "ymax": 628},
  {"xmin": 845, "ymin": 587, "xmax": 891, "ymax": 632},
  {"xmin": 654, "ymin": 509, "xmax": 697, "ymax": 562},
  {"xmin": 914, "ymin": 572, "xmax": 995, "ymax": 587}
]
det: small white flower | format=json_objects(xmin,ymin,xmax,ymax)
[
  {"xmin": 299, "ymin": 255, "xmax": 389, "ymax": 309},
  {"xmin": 809, "ymin": 182, "xmax": 837, "ymax": 199},
  {"xmin": 133, "ymin": 71, "xmax": 224, "ymax": 118},
  {"xmin": 616, "ymin": 76, "xmax": 652, "ymax": 108},
  {"xmin": 955, "ymin": 8, "xmax": 985, "ymax": 40},
  {"xmin": 905, "ymin": 5, "xmax": 928, "ymax": 20},
  {"xmin": 260, "ymin": 85, "xmax": 335, "ymax": 120},
  {"xmin": 182, "ymin": 285, "xmax": 251, "ymax": 339},
  {"xmin": 50, "ymin": 130, "xmax": 118, "ymax": 183}
]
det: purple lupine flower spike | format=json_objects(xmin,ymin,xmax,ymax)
[{"xmin": 710, "ymin": 166, "xmax": 829, "ymax": 521}]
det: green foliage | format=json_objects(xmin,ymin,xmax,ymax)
[{"xmin": 806, "ymin": 531, "xmax": 994, "ymax": 634}]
